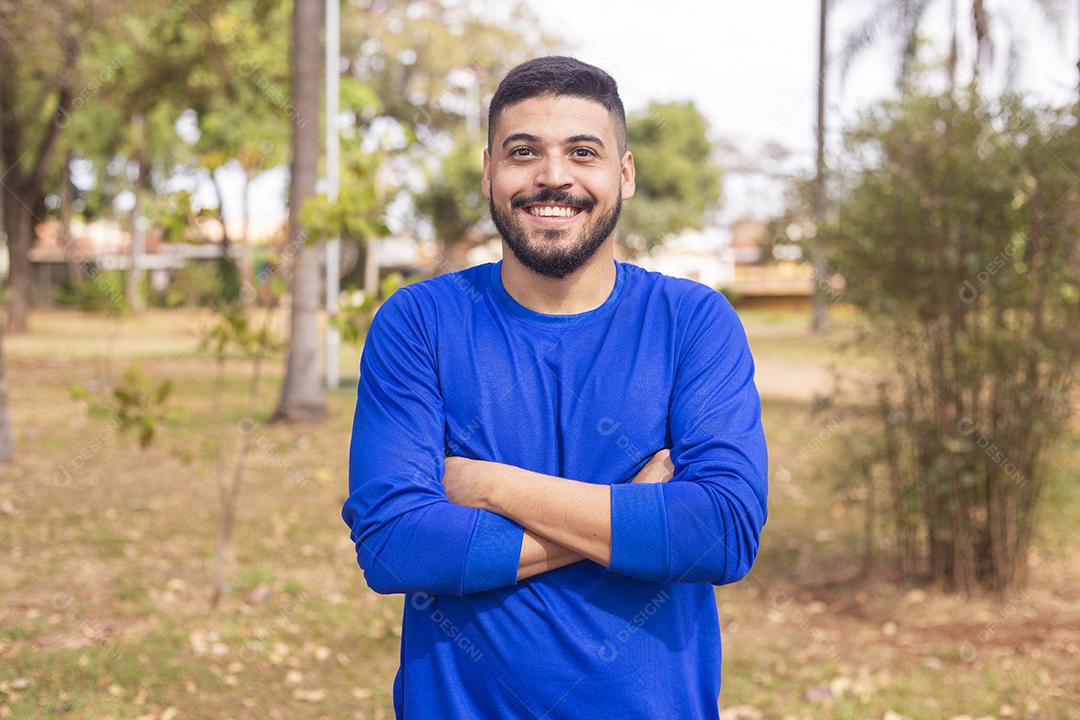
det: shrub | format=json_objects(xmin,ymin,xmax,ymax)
[{"xmin": 823, "ymin": 89, "xmax": 1080, "ymax": 593}]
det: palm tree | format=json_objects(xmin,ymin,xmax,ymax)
[
  {"xmin": 274, "ymin": 0, "xmax": 326, "ymax": 421},
  {"xmin": 841, "ymin": 0, "xmax": 1068, "ymax": 92},
  {"xmin": 811, "ymin": 0, "xmax": 830, "ymax": 333}
]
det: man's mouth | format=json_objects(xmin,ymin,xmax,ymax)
[{"xmin": 522, "ymin": 203, "xmax": 585, "ymax": 223}]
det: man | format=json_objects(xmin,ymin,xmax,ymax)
[{"xmin": 342, "ymin": 55, "xmax": 768, "ymax": 719}]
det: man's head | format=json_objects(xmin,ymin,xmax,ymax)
[{"xmin": 483, "ymin": 56, "xmax": 635, "ymax": 280}]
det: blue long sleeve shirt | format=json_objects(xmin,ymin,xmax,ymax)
[{"xmin": 342, "ymin": 258, "xmax": 769, "ymax": 719}]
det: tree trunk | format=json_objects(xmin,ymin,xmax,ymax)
[
  {"xmin": 971, "ymin": 0, "xmax": 990, "ymax": 80},
  {"xmin": 209, "ymin": 167, "xmax": 240, "ymax": 304},
  {"xmin": 0, "ymin": 32, "xmax": 80, "ymax": 333},
  {"xmin": 3, "ymin": 194, "xmax": 34, "ymax": 333},
  {"xmin": 437, "ymin": 236, "xmax": 473, "ymax": 274},
  {"xmin": 211, "ymin": 307, "xmax": 273, "ymax": 607},
  {"xmin": 239, "ymin": 171, "xmax": 255, "ymax": 309},
  {"xmin": 0, "ymin": 318, "xmax": 14, "ymax": 462},
  {"xmin": 210, "ymin": 167, "xmax": 233, "ymax": 261},
  {"xmin": 947, "ymin": 0, "xmax": 959, "ymax": 92},
  {"xmin": 127, "ymin": 183, "xmax": 146, "ymax": 315},
  {"xmin": 810, "ymin": 0, "xmax": 830, "ymax": 333},
  {"xmin": 274, "ymin": 0, "xmax": 326, "ymax": 421},
  {"xmin": 0, "ymin": 143, "xmax": 7, "ymax": 462},
  {"xmin": 60, "ymin": 150, "xmax": 84, "ymax": 290},
  {"xmin": 364, "ymin": 237, "xmax": 379, "ymax": 294}
]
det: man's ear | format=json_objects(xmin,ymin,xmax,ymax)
[
  {"xmin": 620, "ymin": 150, "xmax": 636, "ymax": 200},
  {"xmin": 482, "ymin": 147, "xmax": 491, "ymax": 199}
]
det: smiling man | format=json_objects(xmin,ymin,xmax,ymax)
[{"xmin": 342, "ymin": 56, "xmax": 769, "ymax": 719}]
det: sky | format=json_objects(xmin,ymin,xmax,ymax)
[{"xmin": 197, "ymin": 0, "xmax": 1080, "ymax": 240}]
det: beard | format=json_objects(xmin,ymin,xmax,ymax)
[{"xmin": 489, "ymin": 186, "xmax": 622, "ymax": 280}]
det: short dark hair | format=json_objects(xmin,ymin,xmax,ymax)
[{"xmin": 487, "ymin": 56, "xmax": 628, "ymax": 156}]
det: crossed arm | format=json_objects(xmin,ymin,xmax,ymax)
[
  {"xmin": 444, "ymin": 449, "xmax": 675, "ymax": 582},
  {"xmin": 342, "ymin": 286, "xmax": 768, "ymax": 597}
]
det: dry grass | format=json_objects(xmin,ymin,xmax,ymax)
[{"xmin": 1, "ymin": 307, "xmax": 1077, "ymax": 719}]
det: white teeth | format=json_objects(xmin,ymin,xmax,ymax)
[{"xmin": 528, "ymin": 206, "xmax": 578, "ymax": 218}]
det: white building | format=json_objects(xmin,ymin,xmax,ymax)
[{"xmin": 630, "ymin": 226, "xmax": 735, "ymax": 289}]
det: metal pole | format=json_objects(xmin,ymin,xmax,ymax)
[{"xmin": 324, "ymin": 0, "xmax": 341, "ymax": 389}]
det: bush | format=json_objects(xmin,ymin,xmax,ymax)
[
  {"xmin": 54, "ymin": 269, "xmax": 128, "ymax": 314},
  {"xmin": 332, "ymin": 272, "xmax": 418, "ymax": 346},
  {"xmin": 152, "ymin": 261, "xmax": 229, "ymax": 308},
  {"xmin": 822, "ymin": 88, "xmax": 1080, "ymax": 593}
]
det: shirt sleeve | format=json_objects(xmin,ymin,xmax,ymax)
[
  {"xmin": 608, "ymin": 288, "xmax": 769, "ymax": 585},
  {"xmin": 341, "ymin": 286, "xmax": 525, "ymax": 596}
]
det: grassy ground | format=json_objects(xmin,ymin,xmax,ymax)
[{"xmin": 1, "ymin": 307, "xmax": 1077, "ymax": 720}]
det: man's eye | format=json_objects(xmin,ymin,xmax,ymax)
[
  {"xmin": 510, "ymin": 147, "xmax": 534, "ymax": 157},
  {"xmin": 573, "ymin": 148, "xmax": 596, "ymax": 158}
]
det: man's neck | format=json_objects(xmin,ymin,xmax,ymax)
[{"xmin": 499, "ymin": 244, "xmax": 617, "ymax": 315}]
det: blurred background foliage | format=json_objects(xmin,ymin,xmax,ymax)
[{"xmin": 2, "ymin": 0, "xmax": 1080, "ymax": 717}]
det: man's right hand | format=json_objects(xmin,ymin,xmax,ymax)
[{"xmin": 631, "ymin": 448, "xmax": 674, "ymax": 484}]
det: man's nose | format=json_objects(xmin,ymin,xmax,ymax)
[{"xmin": 534, "ymin": 153, "xmax": 573, "ymax": 189}]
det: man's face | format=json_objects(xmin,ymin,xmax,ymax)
[{"xmin": 483, "ymin": 94, "xmax": 635, "ymax": 279}]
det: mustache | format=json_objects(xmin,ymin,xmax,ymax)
[{"xmin": 511, "ymin": 190, "xmax": 595, "ymax": 212}]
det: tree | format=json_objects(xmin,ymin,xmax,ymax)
[
  {"xmin": 0, "ymin": 1, "xmax": 94, "ymax": 332},
  {"xmin": 92, "ymin": 32, "xmax": 212, "ymax": 315},
  {"xmin": 841, "ymin": 0, "xmax": 1069, "ymax": 92},
  {"xmin": 339, "ymin": 0, "xmax": 561, "ymax": 270},
  {"xmin": 199, "ymin": 303, "xmax": 282, "ymax": 606},
  {"xmin": 1, "ymin": 0, "xmax": 243, "ymax": 324},
  {"xmin": 619, "ymin": 101, "xmax": 722, "ymax": 255},
  {"xmin": 340, "ymin": 0, "xmax": 560, "ymax": 145},
  {"xmin": 274, "ymin": 0, "xmax": 326, "ymax": 421},
  {"xmin": 811, "ymin": 0, "xmax": 831, "ymax": 333},
  {"xmin": 302, "ymin": 133, "xmax": 393, "ymax": 286},
  {"xmin": 0, "ymin": 321, "xmax": 13, "ymax": 462},
  {"xmin": 186, "ymin": 0, "xmax": 292, "ymax": 307},
  {"xmin": 126, "ymin": 113, "xmax": 149, "ymax": 315},
  {"xmin": 0, "ymin": 83, "xmax": 12, "ymax": 462},
  {"xmin": 825, "ymin": 89, "xmax": 1080, "ymax": 593},
  {"xmin": 413, "ymin": 129, "xmax": 486, "ymax": 270}
]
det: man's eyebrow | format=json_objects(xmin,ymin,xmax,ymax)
[
  {"xmin": 500, "ymin": 133, "xmax": 606, "ymax": 149},
  {"xmin": 501, "ymin": 132, "xmax": 541, "ymax": 149},
  {"xmin": 565, "ymin": 134, "xmax": 605, "ymax": 148}
]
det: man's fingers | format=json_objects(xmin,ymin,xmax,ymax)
[{"xmin": 631, "ymin": 448, "xmax": 674, "ymax": 483}]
